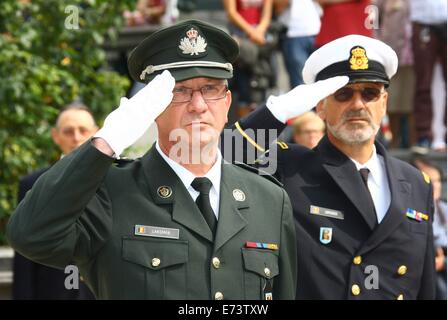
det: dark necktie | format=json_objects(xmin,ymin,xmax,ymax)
[
  {"xmin": 191, "ymin": 177, "xmax": 217, "ymax": 234},
  {"xmin": 359, "ymin": 168, "xmax": 378, "ymax": 227}
]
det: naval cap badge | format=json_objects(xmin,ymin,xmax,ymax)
[{"xmin": 349, "ymin": 46, "xmax": 369, "ymax": 70}]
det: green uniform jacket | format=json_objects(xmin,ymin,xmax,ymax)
[{"xmin": 7, "ymin": 141, "xmax": 297, "ymax": 300}]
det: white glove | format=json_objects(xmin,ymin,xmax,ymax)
[
  {"xmin": 266, "ymin": 76, "xmax": 349, "ymax": 123},
  {"xmin": 94, "ymin": 70, "xmax": 175, "ymax": 156}
]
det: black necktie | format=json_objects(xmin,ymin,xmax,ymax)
[
  {"xmin": 359, "ymin": 168, "xmax": 378, "ymax": 227},
  {"xmin": 191, "ymin": 177, "xmax": 217, "ymax": 234}
]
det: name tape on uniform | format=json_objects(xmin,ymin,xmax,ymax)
[
  {"xmin": 309, "ymin": 205, "xmax": 344, "ymax": 220},
  {"xmin": 134, "ymin": 225, "xmax": 180, "ymax": 239}
]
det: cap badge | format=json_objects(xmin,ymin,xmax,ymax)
[
  {"xmin": 179, "ymin": 27, "xmax": 207, "ymax": 56},
  {"xmin": 349, "ymin": 46, "xmax": 369, "ymax": 70}
]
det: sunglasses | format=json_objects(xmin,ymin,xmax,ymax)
[{"xmin": 333, "ymin": 87, "xmax": 384, "ymax": 103}]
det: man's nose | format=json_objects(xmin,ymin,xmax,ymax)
[
  {"xmin": 73, "ymin": 129, "xmax": 83, "ymax": 142},
  {"xmin": 187, "ymin": 91, "xmax": 209, "ymax": 113},
  {"xmin": 351, "ymin": 91, "xmax": 367, "ymax": 108}
]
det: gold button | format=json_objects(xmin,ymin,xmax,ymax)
[
  {"xmin": 353, "ymin": 256, "xmax": 362, "ymax": 265},
  {"xmin": 212, "ymin": 257, "xmax": 220, "ymax": 269},
  {"xmin": 397, "ymin": 265, "xmax": 407, "ymax": 276},
  {"xmin": 397, "ymin": 294, "xmax": 404, "ymax": 300},
  {"xmin": 351, "ymin": 284, "xmax": 361, "ymax": 296},
  {"xmin": 151, "ymin": 258, "xmax": 161, "ymax": 267},
  {"xmin": 214, "ymin": 291, "xmax": 224, "ymax": 300},
  {"xmin": 264, "ymin": 267, "xmax": 271, "ymax": 278}
]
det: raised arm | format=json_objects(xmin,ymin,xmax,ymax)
[{"xmin": 6, "ymin": 71, "xmax": 175, "ymax": 268}]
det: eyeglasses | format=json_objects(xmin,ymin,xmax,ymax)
[
  {"xmin": 333, "ymin": 87, "xmax": 385, "ymax": 103},
  {"xmin": 171, "ymin": 84, "xmax": 228, "ymax": 103}
]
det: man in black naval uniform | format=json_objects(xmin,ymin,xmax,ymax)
[
  {"xmin": 6, "ymin": 20, "xmax": 297, "ymax": 300},
  {"xmin": 233, "ymin": 34, "xmax": 436, "ymax": 299}
]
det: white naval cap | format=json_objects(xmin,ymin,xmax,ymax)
[{"xmin": 302, "ymin": 34, "xmax": 398, "ymax": 87}]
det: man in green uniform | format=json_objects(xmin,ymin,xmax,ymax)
[{"xmin": 6, "ymin": 20, "xmax": 297, "ymax": 300}]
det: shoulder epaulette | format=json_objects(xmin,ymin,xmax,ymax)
[
  {"xmin": 275, "ymin": 140, "xmax": 289, "ymax": 150},
  {"xmin": 233, "ymin": 161, "xmax": 283, "ymax": 187},
  {"xmin": 421, "ymin": 170, "xmax": 431, "ymax": 184},
  {"xmin": 113, "ymin": 157, "xmax": 133, "ymax": 167}
]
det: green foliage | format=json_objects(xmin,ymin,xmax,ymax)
[{"xmin": 0, "ymin": 0, "xmax": 135, "ymax": 244}]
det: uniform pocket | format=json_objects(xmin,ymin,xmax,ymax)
[
  {"xmin": 241, "ymin": 248, "xmax": 279, "ymax": 299},
  {"xmin": 122, "ymin": 237, "xmax": 188, "ymax": 299},
  {"xmin": 408, "ymin": 221, "xmax": 428, "ymax": 235}
]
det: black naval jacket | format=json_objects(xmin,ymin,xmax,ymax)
[
  {"xmin": 7, "ymin": 141, "xmax": 297, "ymax": 300},
  {"xmin": 231, "ymin": 106, "xmax": 436, "ymax": 300}
]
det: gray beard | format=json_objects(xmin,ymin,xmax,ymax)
[{"xmin": 326, "ymin": 121, "xmax": 379, "ymax": 145}]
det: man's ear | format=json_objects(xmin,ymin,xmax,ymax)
[
  {"xmin": 51, "ymin": 128, "xmax": 60, "ymax": 145},
  {"xmin": 224, "ymin": 90, "xmax": 232, "ymax": 123},
  {"xmin": 381, "ymin": 91, "xmax": 388, "ymax": 117},
  {"xmin": 316, "ymin": 99, "xmax": 326, "ymax": 120}
]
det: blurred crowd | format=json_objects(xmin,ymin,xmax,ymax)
[{"xmin": 119, "ymin": 0, "xmax": 447, "ymax": 154}]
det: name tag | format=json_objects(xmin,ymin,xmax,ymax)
[
  {"xmin": 310, "ymin": 205, "xmax": 344, "ymax": 220},
  {"xmin": 134, "ymin": 225, "xmax": 180, "ymax": 239}
]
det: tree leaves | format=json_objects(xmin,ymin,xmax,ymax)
[{"xmin": 0, "ymin": 0, "xmax": 133, "ymax": 243}]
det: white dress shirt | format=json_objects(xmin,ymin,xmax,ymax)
[
  {"xmin": 350, "ymin": 145, "xmax": 391, "ymax": 224},
  {"xmin": 155, "ymin": 142, "xmax": 222, "ymax": 219}
]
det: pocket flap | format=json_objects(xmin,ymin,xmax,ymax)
[
  {"xmin": 122, "ymin": 237, "xmax": 188, "ymax": 270},
  {"xmin": 242, "ymin": 248, "xmax": 279, "ymax": 278}
]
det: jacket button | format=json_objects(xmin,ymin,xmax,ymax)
[
  {"xmin": 353, "ymin": 256, "xmax": 362, "ymax": 265},
  {"xmin": 264, "ymin": 267, "xmax": 271, "ymax": 278},
  {"xmin": 397, "ymin": 265, "xmax": 407, "ymax": 276},
  {"xmin": 397, "ymin": 294, "xmax": 404, "ymax": 300},
  {"xmin": 351, "ymin": 284, "xmax": 361, "ymax": 296},
  {"xmin": 212, "ymin": 257, "xmax": 221, "ymax": 269},
  {"xmin": 151, "ymin": 258, "xmax": 161, "ymax": 267},
  {"xmin": 214, "ymin": 291, "xmax": 224, "ymax": 300}
]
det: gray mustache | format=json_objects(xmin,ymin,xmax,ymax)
[{"xmin": 342, "ymin": 110, "xmax": 372, "ymax": 123}]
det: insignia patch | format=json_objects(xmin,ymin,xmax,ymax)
[
  {"xmin": 245, "ymin": 241, "xmax": 279, "ymax": 251},
  {"xmin": 310, "ymin": 205, "xmax": 344, "ymax": 220},
  {"xmin": 157, "ymin": 186, "xmax": 172, "ymax": 198},
  {"xmin": 134, "ymin": 225, "xmax": 180, "ymax": 239},
  {"xmin": 349, "ymin": 46, "xmax": 369, "ymax": 70},
  {"xmin": 406, "ymin": 208, "xmax": 429, "ymax": 222},
  {"xmin": 232, "ymin": 189, "xmax": 246, "ymax": 201},
  {"xmin": 179, "ymin": 27, "xmax": 207, "ymax": 56},
  {"xmin": 319, "ymin": 227, "xmax": 333, "ymax": 244}
]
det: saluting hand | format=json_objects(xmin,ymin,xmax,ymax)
[
  {"xmin": 94, "ymin": 70, "xmax": 175, "ymax": 156},
  {"xmin": 265, "ymin": 76, "xmax": 349, "ymax": 123}
]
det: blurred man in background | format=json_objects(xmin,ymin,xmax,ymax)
[
  {"xmin": 13, "ymin": 102, "xmax": 97, "ymax": 300},
  {"xmin": 291, "ymin": 111, "xmax": 325, "ymax": 149}
]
